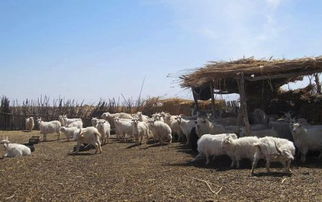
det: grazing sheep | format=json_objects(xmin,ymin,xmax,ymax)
[
  {"xmin": 192, "ymin": 133, "xmax": 238, "ymax": 165},
  {"xmin": 25, "ymin": 117, "xmax": 35, "ymax": 132},
  {"xmin": 96, "ymin": 120, "xmax": 111, "ymax": 145},
  {"xmin": 251, "ymin": 136, "xmax": 295, "ymax": 174},
  {"xmin": 36, "ymin": 118, "xmax": 61, "ymax": 141},
  {"xmin": 131, "ymin": 119, "xmax": 149, "ymax": 144},
  {"xmin": 74, "ymin": 127, "xmax": 102, "ymax": 154},
  {"xmin": 148, "ymin": 120, "xmax": 172, "ymax": 145},
  {"xmin": 0, "ymin": 137, "xmax": 31, "ymax": 157},
  {"xmin": 222, "ymin": 136, "xmax": 260, "ymax": 168},
  {"xmin": 60, "ymin": 126, "xmax": 80, "ymax": 141},
  {"xmin": 291, "ymin": 123, "xmax": 322, "ymax": 162}
]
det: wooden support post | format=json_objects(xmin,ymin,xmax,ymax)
[
  {"xmin": 315, "ymin": 73, "xmax": 321, "ymax": 94},
  {"xmin": 210, "ymin": 82, "xmax": 216, "ymax": 117},
  {"xmin": 192, "ymin": 87, "xmax": 199, "ymax": 116},
  {"xmin": 237, "ymin": 73, "xmax": 251, "ymax": 136}
]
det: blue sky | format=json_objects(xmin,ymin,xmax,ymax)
[{"xmin": 1, "ymin": 0, "xmax": 322, "ymax": 103}]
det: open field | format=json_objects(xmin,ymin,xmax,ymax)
[{"xmin": 0, "ymin": 131, "xmax": 321, "ymax": 201}]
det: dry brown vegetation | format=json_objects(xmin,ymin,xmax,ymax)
[{"xmin": 0, "ymin": 131, "xmax": 321, "ymax": 201}]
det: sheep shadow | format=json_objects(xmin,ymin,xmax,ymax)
[
  {"xmin": 175, "ymin": 144, "xmax": 198, "ymax": 157},
  {"xmin": 68, "ymin": 152, "xmax": 95, "ymax": 156},
  {"xmin": 252, "ymin": 172, "xmax": 293, "ymax": 177},
  {"xmin": 126, "ymin": 143, "xmax": 142, "ymax": 149},
  {"xmin": 140, "ymin": 143, "xmax": 169, "ymax": 150}
]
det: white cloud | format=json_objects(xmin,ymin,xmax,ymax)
[
  {"xmin": 158, "ymin": 0, "xmax": 291, "ymax": 59},
  {"xmin": 266, "ymin": 0, "xmax": 283, "ymax": 8}
]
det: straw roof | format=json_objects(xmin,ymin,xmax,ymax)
[{"xmin": 181, "ymin": 56, "xmax": 322, "ymax": 92}]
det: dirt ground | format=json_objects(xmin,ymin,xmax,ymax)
[{"xmin": 0, "ymin": 130, "xmax": 321, "ymax": 201}]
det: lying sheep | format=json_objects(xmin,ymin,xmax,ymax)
[
  {"xmin": 36, "ymin": 118, "xmax": 61, "ymax": 141},
  {"xmin": 0, "ymin": 137, "xmax": 31, "ymax": 157},
  {"xmin": 96, "ymin": 120, "xmax": 111, "ymax": 145},
  {"xmin": 251, "ymin": 136, "xmax": 295, "ymax": 174},
  {"xmin": 222, "ymin": 136, "xmax": 260, "ymax": 168},
  {"xmin": 148, "ymin": 120, "xmax": 172, "ymax": 145},
  {"xmin": 25, "ymin": 117, "xmax": 35, "ymax": 132},
  {"xmin": 74, "ymin": 127, "xmax": 102, "ymax": 154},
  {"xmin": 60, "ymin": 126, "xmax": 80, "ymax": 141},
  {"xmin": 192, "ymin": 133, "xmax": 238, "ymax": 165}
]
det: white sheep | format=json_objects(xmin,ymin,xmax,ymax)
[
  {"xmin": 0, "ymin": 137, "xmax": 31, "ymax": 157},
  {"xmin": 25, "ymin": 117, "xmax": 35, "ymax": 132},
  {"xmin": 67, "ymin": 120, "xmax": 83, "ymax": 129},
  {"xmin": 96, "ymin": 120, "xmax": 111, "ymax": 145},
  {"xmin": 176, "ymin": 116, "xmax": 196, "ymax": 145},
  {"xmin": 136, "ymin": 112, "xmax": 149, "ymax": 122},
  {"xmin": 60, "ymin": 126, "xmax": 80, "ymax": 141},
  {"xmin": 62, "ymin": 115, "xmax": 82, "ymax": 126},
  {"xmin": 36, "ymin": 118, "xmax": 61, "ymax": 141},
  {"xmin": 195, "ymin": 117, "xmax": 225, "ymax": 137},
  {"xmin": 251, "ymin": 136, "xmax": 295, "ymax": 174},
  {"xmin": 192, "ymin": 133, "xmax": 238, "ymax": 165},
  {"xmin": 74, "ymin": 127, "xmax": 102, "ymax": 154},
  {"xmin": 222, "ymin": 136, "xmax": 260, "ymax": 168},
  {"xmin": 91, "ymin": 117, "xmax": 105, "ymax": 127},
  {"xmin": 148, "ymin": 120, "xmax": 172, "ymax": 145},
  {"xmin": 291, "ymin": 123, "xmax": 322, "ymax": 162},
  {"xmin": 114, "ymin": 118, "xmax": 134, "ymax": 141},
  {"xmin": 240, "ymin": 128, "xmax": 278, "ymax": 138},
  {"xmin": 132, "ymin": 119, "xmax": 149, "ymax": 144},
  {"xmin": 152, "ymin": 113, "xmax": 165, "ymax": 122}
]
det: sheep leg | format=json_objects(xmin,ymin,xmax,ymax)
[
  {"xmin": 265, "ymin": 159, "xmax": 271, "ymax": 173},
  {"xmin": 300, "ymin": 148, "xmax": 308, "ymax": 163},
  {"xmin": 205, "ymin": 153, "xmax": 210, "ymax": 165},
  {"xmin": 317, "ymin": 151, "xmax": 322, "ymax": 159},
  {"xmin": 251, "ymin": 154, "xmax": 260, "ymax": 175},
  {"xmin": 191, "ymin": 153, "xmax": 203, "ymax": 163},
  {"xmin": 287, "ymin": 160, "xmax": 292, "ymax": 173},
  {"xmin": 75, "ymin": 142, "xmax": 81, "ymax": 153},
  {"xmin": 43, "ymin": 133, "xmax": 47, "ymax": 142},
  {"xmin": 185, "ymin": 133, "xmax": 190, "ymax": 145},
  {"xmin": 236, "ymin": 157, "xmax": 240, "ymax": 169}
]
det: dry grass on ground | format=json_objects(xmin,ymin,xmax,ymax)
[{"xmin": 0, "ymin": 131, "xmax": 321, "ymax": 201}]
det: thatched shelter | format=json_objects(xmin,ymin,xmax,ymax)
[{"xmin": 180, "ymin": 56, "xmax": 322, "ymax": 134}]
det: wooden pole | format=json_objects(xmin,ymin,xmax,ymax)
[
  {"xmin": 192, "ymin": 87, "xmax": 199, "ymax": 116},
  {"xmin": 315, "ymin": 73, "xmax": 321, "ymax": 94},
  {"xmin": 237, "ymin": 73, "xmax": 251, "ymax": 136},
  {"xmin": 210, "ymin": 82, "xmax": 216, "ymax": 118}
]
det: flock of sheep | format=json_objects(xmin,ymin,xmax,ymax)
[{"xmin": 1, "ymin": 109, "xmax": 322, "ymax": 175}]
